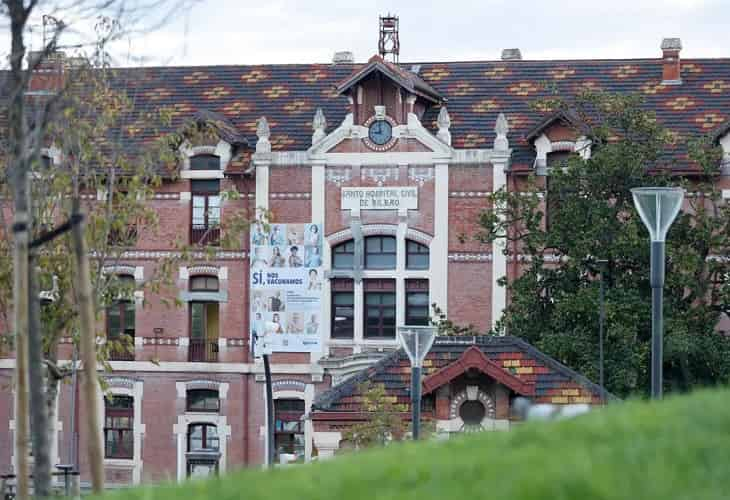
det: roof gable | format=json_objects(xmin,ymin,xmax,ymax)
[
  {"xmin": 336, "ymin": 55, "xmax": 443, "ymax": 104},
  {"xmin": 524, "ymin": 109, "xmax": 588, "ymax": 142},
  {"xmin": 422, "ymin": 345, "xmax": 534, "ymax": 396},
  {"xmin": 312, "ymin": 336, "xmax": 613, "ymax": 414}
]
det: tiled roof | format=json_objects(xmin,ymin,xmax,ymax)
[
  {"xmin": 312, "ymin": 335, "xmax": 613, "ymax": 414},
  {"xmin": 42, "ymin": 57, "xmax": 730, "ymax": 169}
]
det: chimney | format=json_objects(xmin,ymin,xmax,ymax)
[
  {"xmin": 661, "ymin": 38, "xmax": 682, "ymax": 84},
  {"xmin": 332, "ymin": 51, "xmax": 354, "ymax": 64},
  {"xmin": 501, "ymin": 48, "xmax": 522, "ymax": 61},
  {"xmin": 26, "ymin": 50, "xmax": 66, "ymax": 95}
]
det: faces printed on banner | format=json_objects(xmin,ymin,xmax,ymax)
[
  {"xmin": 305, "ymin": 314, "xmax": 319, "ymax": 335},
  {"xmin": 286, "ymin": 312, "xmax": 304, "ymax": 334},
  {"xmin": 287, "ymin": 224, "xmax": 304, "ymax": 246},
  {"xmin": 251, "ymin": 312, "xmax": 265, "ymax": 340},
  {"xmin": 251, "ymin": 246, "xmax": 270, "ymax": 269},
  {"xmin": 288, "ymin": 246, "xmax": 303, "ymax": 268},
  {"xmin": 268, "ymin": 291, "xmax": 285, "ymax": 312},
  {"xmin": 251, "ymin": 290, "xmax": 270, "ymax": 312},
  {"xmin": 304, "ymin": 224, "xmax": 320, "ymax": 247},
  {"xmin": 266, "ymin": 312, "xmax": 285, "ymax": 334},
  {"xmin": 307, "ymin": 269, "xmax": 322, "ymax": 291},
  {"xmin": 304, "ymin": 245, "xmax": 322, "ymax": 267},
  {"xmin": 269, "ymin": 224, "xmax": 286, "ymax": 246},
  {"xmin": 269, "ymin": 246, "xmax": 287, "ymax": 267},
  {"xmin": 251, "ymin": 223, "xmax": 269, "ymax": 246}
]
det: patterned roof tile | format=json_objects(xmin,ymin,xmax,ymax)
[{"xmin": 87, "ymin": 56, "xmax": 730, "ymax": 171}]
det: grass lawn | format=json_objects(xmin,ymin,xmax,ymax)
[{"xmin": 103, "ymin": 389, "xmax": 730, "ymax": 500}]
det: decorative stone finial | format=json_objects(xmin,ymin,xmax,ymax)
[
  {"xmin": 256, "ymin": 116, "xmax": 271, "ymax": 153},
  {"xmin": 374, "ymin": 105, "xmax": 386, "ymax": 120},
  {"xmin": 494, "ymin": 113, "xmax": 509, "ymax": 151},
  {"xmin": 436, "ymin": 106, "xmax": 451, "ymax": 145},
  {"xmin": 312, "ymin": 108, "xmax": 327, "ymax": 145}
]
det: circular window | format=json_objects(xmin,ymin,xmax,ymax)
[{"xmin": 459, "ymin": 400, "xmax": 486, "ymax": 426}]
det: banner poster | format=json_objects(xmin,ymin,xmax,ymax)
[{"xmin": 250, "ymin": 222, "xmax": 323, "ymax": 356}]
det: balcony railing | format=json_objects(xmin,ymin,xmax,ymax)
[
  {"xmin": 108, "ymin": 347, "xmax": 135, "ymax": 361},
  {"xmin": 189, "ymin": 338, "xmax": 219, "ymax": 362},
  {"xmin": 191, "ymin": 225, "xmax": 220, "ymax": 246}
]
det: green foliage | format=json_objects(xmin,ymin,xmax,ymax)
[
  {"xmin": 100, "ymin": 389, "xmax": 730, "ymax": 500},
  {"xmin": 341, "ymin": 382, "xmax": 408, "ymax": 449},
  {"xmin": 477, "ymin": 90, "xmax": 730, "ymax": 397},
  {"xmin": 430, "ymin": 303, "xmax": 482, "ymax": 336}
]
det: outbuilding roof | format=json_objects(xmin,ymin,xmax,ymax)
[{"xmin": 312, "ymin": 335, "xmax": 613, "ymax": 415}]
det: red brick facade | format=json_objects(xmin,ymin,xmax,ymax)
[{"xmin": 2, "ymin": 39, "xmax": 730, "ymax": 486}]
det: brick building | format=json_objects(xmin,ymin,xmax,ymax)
[{"xmin": 2, "ymin": 32, "xmax": 730, "ymax": 486}]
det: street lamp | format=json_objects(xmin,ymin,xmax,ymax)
[
  {"xmin": 631, "ymin": 187, "xmax": 684, "ymax": 399},
  {"xmin": 397, "ymin": 326, "xmax": 436, "ymax": 440}
]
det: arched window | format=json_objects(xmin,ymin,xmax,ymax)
[
  {"xmin": 364, "ymin": 236, "xmax": 396, "ymax": 269},
  {"xmin": 190, "ymin": 275, "xmax": 219, "ymax": 292},
  {"xmin": 190, "ymin": 154, "xmax": 220, "ymax": 171},
  {"xmin": 191, "ymin": 179, "xmax": 221, "ymax": 246},
  {"xmin": 106, "ymin": 275, "xmax": 135, "ymax": 361},
  {"xmin": 406, "ymin": 240, "xmax": 429, "ymax": 270},
  {"xmin": 332, "ymin": 240, "xmax": 355, "ymax": 269},
  {"xmin": 274, "ymin": 399, "xmax": 305, "ymax": 463},
  {"xmin": 186, "ymin": 389, "xmax": 220, "ymax": 412},
  {"xmin": 189, "ymin": 275, "xmax": 220, "ymax": 362},
  {"xmin": 104, "ymin": 395, "xmax": 134, "ymax": 459},
  {"xmin": 188, "ymin": 423, "xmax": 219, "ymax": 451}
]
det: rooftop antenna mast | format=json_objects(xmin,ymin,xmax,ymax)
[
  {"xmin": 42, "ymin": 14, "xmax": 61, "ymax": 50},
  {"xmin": 378, "ymin": 14, "xmax": 400, "ymax": 63}
]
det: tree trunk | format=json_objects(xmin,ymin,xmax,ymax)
[
  {"xmin": 28, "ymin": 252, "xmax": 51, "ymax": 497},
  {"xmin": 6, "ymin": 1, "xmax": 31, "ymax": 496},
  {"xmin": 45, "ymin": 374, "xmax": 59, "ymax": 466},
  {"xmin": 70, "ymin": 197, "xmax": 105, "ymax": 493}
]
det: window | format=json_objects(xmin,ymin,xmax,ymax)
[
  {"xmin": 190, "ymin": 275, "xmax": 219, "ymax": 292},
  {"xmin": 364, "ymin": 279, "xmax": 396, "ymax": 338},
  {"xmin": 459, "ymin": 401, "xmax": 486, "ymax": 427},
  {"xmin": 364, "ymin": 236, "xmax": 396, "ymax": 269},
  {"xmin": 545, "ymin": 151, "xmax": 574, "ymax": 232},
  {"xmin": 406, "ymin": 280, "xmax": 429, "ymax": 326},
  {"xmin": 190, "ymin": 154, "xmax": 220, "ymax": 171},
  {"xmin": 106, "ymin": 275, "xmax": 135, "ymax": 361},
  {"xmin": 274, "ymin": 399, "xmax": 305, "ymax": 463},
  {"xmin": 406, "ymin": 240, "xmax": 429, "ymax": 270},
  {"xmin": 104, "ymin": 396, "xmax": 133, "ymax": 459},
  {"xmin": 107, "ymin": 192, "xmax": 139, "ymax": 247},
  {"xmin": 332, "ymin": 240, "xmax": 355, "ymax": 269},
  {"xmin": 187, "ymin": 389, "xmax": 220, "ymax": 412},
  {"xmin": 191, "ymin": 180, "xmax": 221, "ymax": 246},
  {"xmin": 190, "ymin": 302, "xmax": 220, "ymax": 362},
  {"xmin": 188, "ymin": 423, "xmax": 219, "ymax": 451},
  {"xmin": 331, "ymin": 279, "xmax": 354, "ymax": 339}
]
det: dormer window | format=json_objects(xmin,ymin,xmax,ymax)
[{"xmin": 190, "ymin": 154, "xmax": 220, "ymax": 171}]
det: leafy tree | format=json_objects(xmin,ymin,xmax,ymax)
[
  {"xmin": 477, "ymin": 90, "xmax": 730, "ymax": 398},
  {"xmin": 342, "ymin": 382, "xmax": 408, "ymax": 449},
  {"xmin": 0, "ymin": 4, "xmax": 240, "ymax": 494}
]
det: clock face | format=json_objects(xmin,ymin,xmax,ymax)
[{"xmin": 368, "ymin": 120, "xmax": 393, "ymax": 146}]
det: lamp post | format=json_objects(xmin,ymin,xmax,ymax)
[
  {"xmin": 397, "ymin": 326, "xmax": 436, "ymax": 440},
  {"xmin": 595, "ymin": 259, "xmax": 608, "ymax": 405},
  {"xmin": 631, "ymin": 187, "xmax": 684, "ymax": 399}
]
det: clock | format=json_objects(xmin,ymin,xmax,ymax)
[
  {"xmin": 363, "ymin": 114, "xmax": 397, "ymax": 151},
  {"xmin": 368, "ymin": 120, "xmax": 393, "ymax": 146}
]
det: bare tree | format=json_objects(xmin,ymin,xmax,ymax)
[{"xmin": 0, "ymin": 1, "xmax": 199, "ymax": 496}]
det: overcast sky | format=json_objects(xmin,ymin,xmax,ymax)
[{"xmin": 19, "ymin": 0, "xmax": 730, "ymax": 66}]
